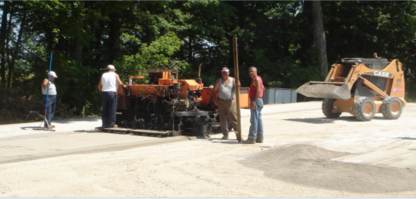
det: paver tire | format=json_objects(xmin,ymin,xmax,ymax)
[
  {"xmin": 353, "ymin": 97, "xmax": 376, "ymax": 121},
  {"xmin": 322, "ymin": 98, "xmax": 341, "ymax": 118},
  {"xmin": 381, "ymin": 96, "xmax": 403, "ymax": 119}
]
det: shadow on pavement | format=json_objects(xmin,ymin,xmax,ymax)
[
  {"xmin": 209, "ymin": 138, "xmax": 241, "ymax": 144},
  {"xmin": 285, "ymin": 115, "xmax": 387, "ymax": 124},
  {"xmin": 20, "ymin": 126, "xmax": 42, "ymax": 130},
  {"xmin": 80, "ymin": 129, "xmax": 174, "ymax": 138},
  {"xmin": 285, "ymin": 118, "xmax": 336, "ymax": 124},
  {"xmin": 53, "ymin": 117, "xmax": 101, "ymax": 124},
  {"xmin": 396, "ymin": 137, "xmax": 416, "ymax": 140},
  {"xmin": 74, "ymin": 130, "xmax": 100, "ymax": 133}
]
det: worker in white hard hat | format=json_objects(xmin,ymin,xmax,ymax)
[
  {"xmin": 41, "ymin": 71, "xmax": 58, "ymax": 129},
  {"xmin": 97, "ymin": 65, "xmax": 124, "ymax": 128},
  {"xmin": 212, "ymin": 67, "xmax": 241, "ymax": 141}
]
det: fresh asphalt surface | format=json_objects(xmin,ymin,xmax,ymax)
[
  {"xmin": 0, "ymin": 102, "xmax": 314, "ymax": 164},
  {"xmin": 1, "ymin": 101, "xmax": 416, "ymax": 197}
]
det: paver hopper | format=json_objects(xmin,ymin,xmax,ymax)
[{"xmin": 296, "ymin": 55, "xmax": 406, "ymax": 121}]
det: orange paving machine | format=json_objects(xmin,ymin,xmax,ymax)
[
  {"xmin": 296, "ymin": 54, "xmax": 406, "ymax": 121},
  {"xmin": 108, "ymin": 69, "xmax": 250, "ymax": 136}
]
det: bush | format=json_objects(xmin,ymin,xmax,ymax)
[{"xmin": 0, "ymin": 88, "xmax": 77, "ymax": 124}]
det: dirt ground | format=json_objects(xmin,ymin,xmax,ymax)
[{"xmin": 1, "ymin": 101, "xmax": 416, "ymax": 197}]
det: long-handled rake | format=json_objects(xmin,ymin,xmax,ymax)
[{"xmin": 34, "ymin": 53, "xmax": 55, "ymax": 131}]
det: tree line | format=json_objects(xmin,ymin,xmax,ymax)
[{"xmin": 1, "ymin": 0, "xmax": 415, "ymax": 117}]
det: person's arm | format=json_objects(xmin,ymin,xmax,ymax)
[
  {"xmin": 231, "ymin": 77, "xmax": 241, "ymax": 87},
  {"xmin": 97, "ymin": 75, "xmax": 103, "ymax": 92},
  {"xmin": 232, "ymin": 78, "xmax": 240, "ymax": 100},
  {"xmin": 115, "ymin": 73, "xmax": 124, "ymax": 86},
  {"xmin": 42, "ymin": 79, "xmax": 49, "ymax": 89},
  {"xmin": 212, "ymin": 79, "xmax": 220, "ymax": 105},
  {"xmin": 251, "ymin": 77, "xmax": 261, "ymax": 110}
]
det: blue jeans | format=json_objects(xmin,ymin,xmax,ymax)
[
  {"xmin": 101, "ymin": 92, "xmax": 117, "ymax": 127},
  {"xmin": 42, "ymin": 95, "xmax": 56, "ymax": 127},
  {"xmin": 248, "ymin": 98, "xmax": 264, "ymax": 140}
]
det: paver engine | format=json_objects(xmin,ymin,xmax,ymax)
[{"xmin": 114, "ymin": 69, "xmax": 220, "ymax": 136}]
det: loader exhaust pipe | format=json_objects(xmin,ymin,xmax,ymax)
[{"xmin": 196, "ymin": 63, "xmax": 203, "ymax": 84}]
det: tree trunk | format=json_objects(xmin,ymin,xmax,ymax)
[
  {"xmin": 188, "ymin": 38, "xmax": 193, "ymax": 63},
  {"xmin": 108, "ymin": 4, "xmax": 122, "ymax": 64},
  {"xmin": 312, "ymin": 1, "xmax": 328, "ymax": 77},
  {"xmin": 5, "ymin": 3, "xmax": 15, "ymax": 89},
  {"xmin": 7, "ymin": 11, "xmax": 26, "ymax": 89},
  {"xmin": 74, "ymin": 2, "xmax": 84, "ymax": 66},
  {"xmin": 0, "ymin": 1, "xmax": 10, "ymax": 88}
]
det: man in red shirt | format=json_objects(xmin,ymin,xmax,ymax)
[{"xmin": 243, "ymin": 66, "xmax": 264, "ymax": 144}]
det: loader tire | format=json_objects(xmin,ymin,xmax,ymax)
[
  {"xmin": 322, "ymin": 99, "xmax": 341, "ymax": 118},
  {"xmin": 381, "ymin": 97, "xmax": 403, "ymax": 119},
  {"xmin": 353, "ymin": 97, "xmax": 376, "ymax": 121}
]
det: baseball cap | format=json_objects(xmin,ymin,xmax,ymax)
[
  {"xmin": 107, "ymin": 65, "xmax": 116, "ymax": 70},
  {"xmin": 221, "ymin": 67, "xmax": 229, "ymax": 73},
  {"xmin": 49, "ymin": 71, "xmax": 58, "ymax": 78}
]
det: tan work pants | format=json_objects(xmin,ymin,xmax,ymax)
[{"xmin": 218, "ymin": 100, "xmax": 239, "ymax": 135}]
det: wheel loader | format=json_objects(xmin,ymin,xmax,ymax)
[{"xmin": 296, "ymin": 54, "xmax": 406, "ymax": 121}]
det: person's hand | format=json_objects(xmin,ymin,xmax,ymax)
[
  {"xmin": 251, "ymin": 102, "xmax": 256, "ymax": 110},
  {"xmin": 214, "ymin": 99, "xmax": 218, "ymax": 106},
  {"xmin": 46, "ymin": 83, "xmax": 51, "ymax": 88}
]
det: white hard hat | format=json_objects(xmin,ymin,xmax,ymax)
[
  {"xmin": 49, "ymin": 71, "xmax": 58, "ymax": 78},
  {"xmin": 107, "ymin": 65, "xmax": 116, "ymax": 70}
]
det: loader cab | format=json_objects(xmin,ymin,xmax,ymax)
[
  {"xmin": 363, "ymin": 58, "xmax": 389, "ymax": 93},
  {"xmin": 342, "ymin": 57, "xmax": 389, "ymax": 97},
  {"xmin": 341, "ymin": 57, "xmax": 389, "ymax": 70},
  {"xmin": 361, "ymin": 58, "xmax": 389, "ymax": 70},
  {"xmin": 340, "ymin": 58, "xmax": 357, "ymax": 77}
]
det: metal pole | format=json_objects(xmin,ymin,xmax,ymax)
[{"xmin": 232, "ymin": 37, "xmax": 242, "ymax": 142}]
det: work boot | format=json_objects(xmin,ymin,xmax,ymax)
[
  {"xmin": 242, "ymin": 138, "xmax": 255, "ymax": 144},
  {"xmin": 221, "ymin": 133, "xmax": 228, "ymax": 140},
  {"xmin": 44, "ymin": 125, "xmax": 54, "ymax": 130},
  {"xmin": 256, "ymin": 138, "xmax": 263, "ymax": 143},
  {"xmin": 107, "ymin": 124, "xmax": 118, "ymax": 128}
]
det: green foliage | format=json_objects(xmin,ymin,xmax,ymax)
[
  {"xmin": 117, "ymin": 31, "xmax": 186, "ymax": 79},
  {"xmin": 1, "ymin": 0, "xmax": 416, "ymax": 123}
]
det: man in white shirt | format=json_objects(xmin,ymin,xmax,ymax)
[
  {"xmin": 41, "ymin": 71, "xmax": 58, "ymax": 129},
  {"xmin": 212, "ymin": 67, "xmax": 241, "ymax": 141},
  {"xmin": 97, "ymin": 65, "xmax": 124, "ymax": 128}
]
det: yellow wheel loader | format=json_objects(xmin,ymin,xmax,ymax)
[{"xmin": 296, "ymin": 54, "xmax": 406, "ymax": 121}]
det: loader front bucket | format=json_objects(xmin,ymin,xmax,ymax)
[{"xmin": 295, "ymin": 82, "xmax": 351, "ymax": 100}]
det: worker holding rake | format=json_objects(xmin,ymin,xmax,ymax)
[{"xmin": 41, "ymin": 71, "xmax": 58, "ymax": 129}]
